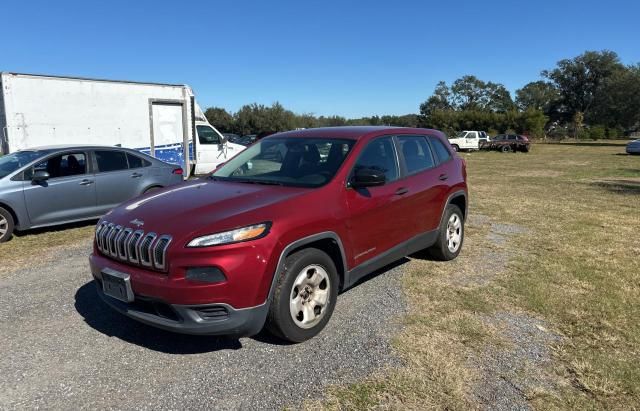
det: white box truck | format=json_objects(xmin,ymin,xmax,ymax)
[{"xmin": 0, "ymin": 72, "xmax": 244, "ymax": 176}]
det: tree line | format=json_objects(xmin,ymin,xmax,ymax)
[{"xmin": 205, "ymin": 50, "xmax": 640, "ymax": 139}]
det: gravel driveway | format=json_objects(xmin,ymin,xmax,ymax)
[{"xmin": 0, "ymin": 242, "xmax": 406, "ymax": 410}]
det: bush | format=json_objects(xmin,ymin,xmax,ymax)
[{"xmin": 589, "ymin": 125, "xmax": 606, "ymax": 140}]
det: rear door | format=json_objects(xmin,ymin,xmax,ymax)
[
  {"xmin": 150, "ymin": 102, "xmax": 186, "ymax": 168},
  {"xmin": 396, "ymin": 135, "xmax": 444, "ymax": 235},
  {"xmin": 22, "ymin": 151, "xmax": 97, "ymax": 226},
  {"xmin": 92, "ymin": 150, "xmax": 146, "ymax": 213},
  {"xmin": 345, "ymin": 136, "xmax": 410, "ymax": 267}
]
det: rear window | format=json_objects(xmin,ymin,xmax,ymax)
[
  {"xmin": 95, "ymin": 150, "xmax": 128, "ymax": 172},
  {"xmin": 126, "ymin": 153, "xmax": 151, "ymax": 169},
  {"xmin": 429, "ymin": 137, "xmax": 452, "ymax": 164}
]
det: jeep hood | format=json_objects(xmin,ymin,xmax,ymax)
[{"xmin": 103, "ymin": 180, "xmax": 306, "ymax": 239}]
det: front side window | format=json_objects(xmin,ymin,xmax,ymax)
[
  {"xmin": 429, "ymin": 137, "xmax": 452, "ymax": 164},
  {"xmin": 508, "ymin": 135, "xmax": 517, "ymax": 140},
  {"xmin": 213, "ymin": 137, "xmax": 354, "ymax": 187},
  {"xmin": 197, "ymin": 126, "xmax": 221, "ymax": 145},
  {"xmin": 0, "ymin": 150, "xmax": 49, "ymax": 179},
  {"xmin": 30, "ymin": 152, "xmax": 87, "ymax": 179},
  {"xmin": 95, "ymin": 150, "xmax": 128, "ymax": 172},
  {"xmin": 353, "ymin": 136, "xmax": 399, "ymax": 182},
  {"xmin": 398, "ymin": 136, "xmax": 435, "ymax": 175}
]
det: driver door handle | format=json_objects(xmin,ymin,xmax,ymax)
[
  {"xmin": 131, "ymin": 172, "xmax": 143, "ymax": 178},
  {"xmin": 439, "ymin": 174, "xmax": 449, "ymax": 181},
  {"xmin": 395, "ymin": 187, "xmax": 409, "ymax": 196},
  {"xmin": 79, "ymin": 179, "xmax": 94, "ymax": 186}
]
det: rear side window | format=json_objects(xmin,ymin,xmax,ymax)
[
  {"xmin": 95, "ymin": 150, "xmax": 128, "ymax": 172},
  {"xmin": 397, "ymin": 136, "xmax": 435, "ymax": 175},
  {"xmin": 428, "ymin": 137, "xmax": 452, "ymax": 164},
  {"xmin": 353, "ymin": 136, "xmax": 399, "ymax": 182},
  {"xmin": 126, "ymin": 153, "xmax": 151, "ymax": 169}
]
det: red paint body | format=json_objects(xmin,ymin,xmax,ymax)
[{"xmin": 90, "ymin": 127, "xmax": 467, "ymax": 311}]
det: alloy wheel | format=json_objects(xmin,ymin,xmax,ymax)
[
  {"xmin": 446, "ymin": 213, "xmax": 462, "ymax": 253},
  {"xmin": 289, "ymin": 264, "xmax": 330, "ymax": 329}
]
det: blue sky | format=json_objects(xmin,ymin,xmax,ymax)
[{"xmin": 1, "ymin": 0, "xmax": 638, "ymax": 118}]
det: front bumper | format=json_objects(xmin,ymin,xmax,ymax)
[{"xmin": 94, "ymin": 280, "xmax": 268, "ymax": 336}]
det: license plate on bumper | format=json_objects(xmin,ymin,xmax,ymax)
[{"xmin": 102, "ymin": 268, "xmax": 135, "ymax": 303}]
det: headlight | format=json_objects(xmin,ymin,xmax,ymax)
[{"xmin": 187, "ymin": 223, "xmax": 271, "ymax": 247}]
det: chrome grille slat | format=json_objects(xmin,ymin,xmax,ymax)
[
  {"xmin": 152, "ymin": 235, "xmax": 172, "ymax": 271},
  {"xmin": 138, "ymin": 233, "xmax": 157, "ymax": 267},
  {"xmin": 108, "ymin": 226, "xmax": 122, "ymax": 257},
  {"xmin": 117, "ymin": 228, "xmax": 132, "ymax": 260},
  {"xmin": 94, "ymin": 221, "xmax": 170, "ymax": 272}
]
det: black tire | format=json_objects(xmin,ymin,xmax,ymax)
[
  {"xmin": 501, "ymin": 145, "xmax": 512, "ymax": 153},
  {"xmin": 522, "ymin": 145, "xmax": 530, "ymax": 153},
  {"xmin": 0, "ymin": 206, "xmax": 15, "ymax": 243},
  {"xmin": 428, "ymin": 204, "xmax": 464, "ymax": 261},
  {"xmin": 266, "ymin": 248, "xmax": 339, "ymax": 343},
  {"xmin": 451, "ymin": 144, "xmax": 460, "ymax": 152},
  {"xmin": 143, "ymin": 186, "xmax": 162, "ymax": 194}
]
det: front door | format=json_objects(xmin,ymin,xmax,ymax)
[
  {"xmin": 194, "ymin": 125, "xmax": 226, "ymax": 174},
  {"xmin": 345, "ymin": 136, "xmax": 410, "ymax": 269},
  {"xmin": 465, "ymin": 131, "xmax": 479, "ymax": 148},
  {"xmin": 23, "ymin": 151, "xmax": 97, "ymax": 226}
]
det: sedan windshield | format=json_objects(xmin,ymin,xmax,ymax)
[
  {"xmin": 0, "ymin": 151, "xmax": 48, "ymax": 179},
  {"xmin": 212, "ymin": 137, "xmax": 355, "ymax": 187}
]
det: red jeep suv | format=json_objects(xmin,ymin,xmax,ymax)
[{"xmin": 89, "ymin": 127, "xmax": 468, "ymax": 342}]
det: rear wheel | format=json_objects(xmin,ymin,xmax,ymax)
[
  {"xmin": 0, "ymin": 207, "xmax": 15, "ymax": 243},
  {"xmin": 266, "ymin": 248, "xmax": 338, "ymax": 343},
  {"xmin": 428, "ymin": 204, "xmax": 464, "ymax": 261},
  {"xmin": 501, "ymin": 145, "xmax": 512, "ymax": 153}
]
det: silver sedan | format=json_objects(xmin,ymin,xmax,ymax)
[{"xmin": 0, "ymin": 145, "xmax": 184, "ymax": 242}]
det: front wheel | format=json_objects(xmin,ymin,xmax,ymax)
[
  {"xmin": 266, "ymin": 248, "xmax": 339, "ymax": 343},
  {"xmin": 451, "ymin": 144, "xmax": 460, "ymax": 152},
  {"xmin": 0, "ymin": 207, "xmax": 15, "ymax": 243},
  {"xmin": 428, "ymin": 204, "xmax": 464, "ymax": 261}
]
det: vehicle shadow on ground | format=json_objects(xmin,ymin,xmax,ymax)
[
  {"xmin": 14, "ymin": 219, "xmax": 98, "ymax": 237},
  {"xmin": 74, "ymin": 282, "xmax": 243, "ymax": 354}
]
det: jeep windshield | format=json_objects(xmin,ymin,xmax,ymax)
[
  {"xmin": 0, "ymin": 150, "xmax": 49, "ymax": 180},
  {"xmin": 212, "ymin": 137, "xmax": 355, "ymax": 188}
]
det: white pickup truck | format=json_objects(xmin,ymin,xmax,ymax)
[{"xmin": 447, "ymin": 131, "xmax": 490, "ymax": 151}]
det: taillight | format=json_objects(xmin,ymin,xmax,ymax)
[{"xmin": 172, "ymin": 168, "xmax": 184, "ymax": 175}]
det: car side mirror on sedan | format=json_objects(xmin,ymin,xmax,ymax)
[
  {"xmin": 32, "ymin": 170, "xmax": 50, "ymax": 183},
  {"xmin": 350, "ymin": 168, "xmax": 386, "ymax": 188}
]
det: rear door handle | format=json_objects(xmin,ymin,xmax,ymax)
[
  {"xmin": 439, "ymin": 174, "xmax": 449, "ymax": 181},
  {"xmin": 131, "ymin": 172, "xmax": 143, "ymax": 178},
  {"xmin": 79, "ymin": 179, "xmax": 94, "ymax": 186},
  {"xmin": 395, "ymin": 187, "xmax": 409, "ymax": 196}
]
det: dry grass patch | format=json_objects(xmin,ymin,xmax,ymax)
[{"xmin": 308, "ymin": 142, "xmax": 640, "ymax": 409}]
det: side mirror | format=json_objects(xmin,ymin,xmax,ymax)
[
  {"xmin": 32, "ymin": 170, "xmax": 50, "ymax": 182},
  {"xmin": 350, "ymin": 168, "xmax": 386, "ymax": 188}
]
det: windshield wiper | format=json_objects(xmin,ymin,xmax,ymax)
[{"xmin": 232, "ymin": 179, "xmax": 284, "ymax": 186}]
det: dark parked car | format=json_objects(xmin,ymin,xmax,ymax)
[
  {"xmin": 0, "ymin": 145, "xmax": 183, "ymax": 242},
  {"xmin": 90, "ymin": 126, "xmax": 468, "ymax": 342},
  {"xmin": 481, "ymin": 134, "xmax": 531, "ymax": 152}
]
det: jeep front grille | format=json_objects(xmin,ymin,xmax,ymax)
[{"xmin": 95, "ymin": 221, "xmax": 172, "ymax": 272}]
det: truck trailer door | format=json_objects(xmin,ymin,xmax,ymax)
[{"xmin": 149, "ymin": 101, "xmax": 187, "ymax": 170}]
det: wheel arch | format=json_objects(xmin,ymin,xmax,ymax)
[
  {"xmin": 269, "ymin": 232, "xmax": 348, "ymax": 299},
  {"xmin": 0, "ymin": 201, "xmax": 19, "ymax": 227},
  {"xmin": 444, "ymin": 190, "xmax": 468, "ymax": 222}
]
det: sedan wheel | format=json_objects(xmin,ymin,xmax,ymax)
[{"xmin": 0, "ymin": 207, "xmax": 15, "ymax": 243}]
